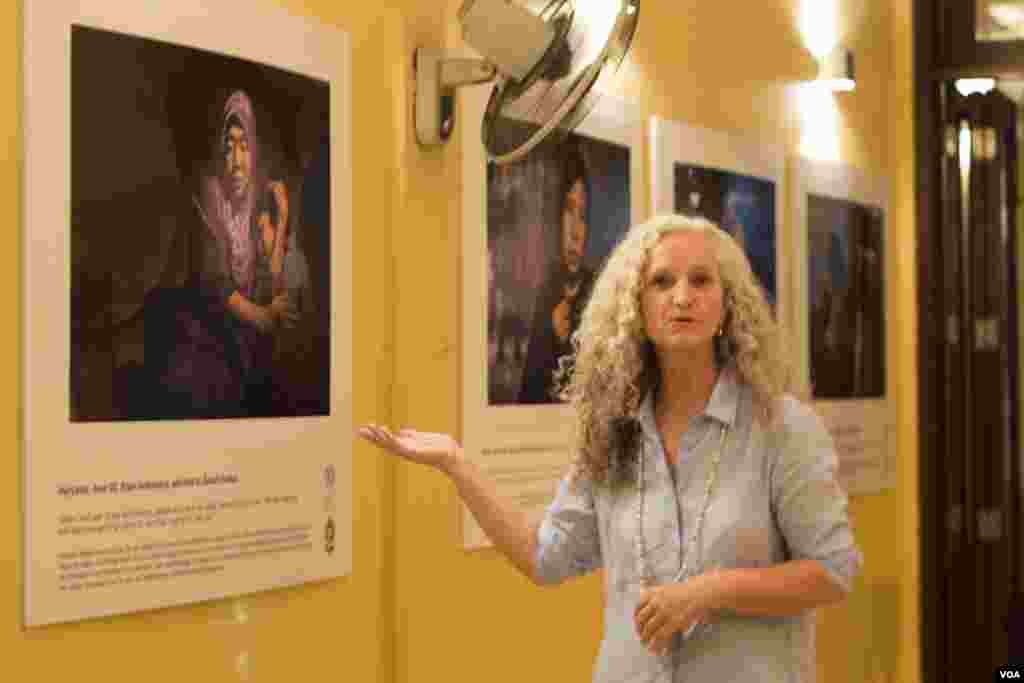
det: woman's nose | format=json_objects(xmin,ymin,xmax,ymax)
[{"xmin": 672, "ymin": 283, "xmax": 691, "ymax": 306}]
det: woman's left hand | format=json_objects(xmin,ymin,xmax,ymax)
[{"xmin": 634, "ymin": 573, "xmax": 720, "ymax": 655}]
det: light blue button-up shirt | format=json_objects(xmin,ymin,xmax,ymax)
[{"xmin": 535, "ymin": 366, "xmax": 863, "ymax": 682}]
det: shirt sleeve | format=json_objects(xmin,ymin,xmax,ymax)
[
  {"xmin": 535, "ymin": 467, "xmax": 603, "ymax": 585},
  {"xmin": 769, "ymin": 398, "xmax": 864, "ymax": 593}
]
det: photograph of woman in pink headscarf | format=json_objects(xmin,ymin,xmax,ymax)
[{"xmin": 70, "ymin": 26, "xmax": 330, "ymax": 421}]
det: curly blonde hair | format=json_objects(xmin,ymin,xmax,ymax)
[{"xmin": 557, "ymin": 213, "xmax": 794, "ymax": 487}]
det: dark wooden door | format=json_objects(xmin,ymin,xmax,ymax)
[{"xmin": 939, "ymin": 82, "xmax": 1021, "ymax": 680}]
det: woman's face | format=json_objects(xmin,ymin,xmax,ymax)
[
  {"xmin": 561, "ymin": 179, "xmax": 587, "ymax": 274},
  {"xmin": 640, "ymin": 231, "xmax": 725, "ymax": 356},
  {"xmin": 223, "ymin": 123, "xmax": 252, "ymax": 202}
]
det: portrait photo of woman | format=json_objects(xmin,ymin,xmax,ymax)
[
  {"xmin": 487, "ymin": 129, "xmax": 631, "ymax": 406},
  {"xmin": 70, "ymin": 27, "xmax": 331, "ymax": 421}
]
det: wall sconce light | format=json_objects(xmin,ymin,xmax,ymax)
[
  {"xmin": 954, "ymin": 78, "xmax": 996, "ymax": 97},
  {"xmin": 816, "ymin": 46, "xmax": 855, "ymax": 92}
]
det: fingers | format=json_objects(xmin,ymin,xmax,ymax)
[
  {"xmin": 358, "ymin": 424, "xmax": 398, "ymax": 450},
  {"xmin": 648, "ymin": 619, "xmax": 680, "ymax": 649},
  {"xmin": 638, "ymin": 611, "xmax": 668, "ymax": 644},
  {"xmin": 650, "ymin": 611, "xmax": 702, "ymax": 653},
  {"xmin": 646, "ymin": 635, "xmax": 672, "ymax": 657},
  {"xmin": 634, "ymin": 601, "xmax": 655, "ymax": 626},
  {"xmin": 359, "ymin": 425, "xmax": 419, "ymax": 446},
  {"xmin": 359, "ymin": 425, "xmax": 426, "ymax": 440},
  {"xmin": 637, "ymin": 609, "xmax": 672, "ymax": 655},
  {"xmin": 634, "ymin": 595, "xmax": 661, "ymax": 644},
  {"xmin": 634, "ymin": 588, "xmax": 706, "ymax": 655},
  {"xmin": 357, "ymin": 424, "xmax": 384, "ymax": 443}
]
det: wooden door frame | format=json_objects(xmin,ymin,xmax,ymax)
[
  {"xmin": 917, "ymin": 2, "xmax": 1024, "ymax": 680},
  {"xmin": 914, "ymin": 3, "xmax": 940, "ymax": 682}
]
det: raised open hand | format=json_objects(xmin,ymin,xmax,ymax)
[{"xmin": 357, "ymin": 425, "xmax": 460, "ymax": 473}]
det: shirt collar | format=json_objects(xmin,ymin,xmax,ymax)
[{"xmin": 636, "ymin": 364, "xmax": 740, "ymax": 431}]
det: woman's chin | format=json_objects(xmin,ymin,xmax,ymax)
[{"xmin": 653, "ymin": 334, "xmax": 714, "ymax": 355}]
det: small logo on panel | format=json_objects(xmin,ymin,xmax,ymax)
[
  {"xmin": 323, "ymin": 463, "xmax": 336, "ymax": 513},
  {"xmin": 324, "ymin": 517, "xmax": 336, "ymax": 555}
]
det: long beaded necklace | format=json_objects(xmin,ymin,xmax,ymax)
[{"xmin": 635, "ymin": 419, "xmax": 730, "ymax": 604}]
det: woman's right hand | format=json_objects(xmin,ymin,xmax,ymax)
[
  {"xmin": 270, "ymin": 293, "xmax": 299, "ymax": 329},
  {"xmin": 357, "ymin": 425, "xmax": 461, "ymax": 473}
]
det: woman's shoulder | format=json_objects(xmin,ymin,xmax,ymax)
[{"xmin": 767, "ymin": 394, "xmax": 830, "ymax": 442}]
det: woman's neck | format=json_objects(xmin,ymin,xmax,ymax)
[{"xmin": 655, "ymin": 349, "xmax": 719, "ymax": 424}]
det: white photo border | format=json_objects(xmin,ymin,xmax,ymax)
[
  {"xmin": 793, "ymin": 157, "xmax": 894, "ymax": 496},
  {"xmin": 23, "ymin": 0, "xmax": 352, "ymax": 626}
]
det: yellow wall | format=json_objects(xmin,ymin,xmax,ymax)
[
  {"xmin": 4, "ymin": 1, "xmax": 918, "ymax": 682},
  {"xmin": 391, "ymin": 1, "xmax": 919, "ymax": 683}
]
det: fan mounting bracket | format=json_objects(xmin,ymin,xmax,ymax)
[{"xmin": 415, "ymin": 47, "xmax": 496, "ymax": 146}]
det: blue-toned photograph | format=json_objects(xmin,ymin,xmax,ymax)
[
  {"xmin": 807, "ymin": 194, "xmax": 885, "ymax": 400},
  {"xmin": 673, "ymin": 163, "xmax": 776, "ymax": 304},
  {"xmin": 487, "ymin": 128, "xmax": 630, "ymax": 405}
]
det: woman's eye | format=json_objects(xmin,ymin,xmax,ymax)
[
  {"xmin": 691, "ymin": 274, "xmax": 710, "ymax": 287},
  {"xmin": 651, "ymin": 274, "xmax": 672, "ymax": 288}
]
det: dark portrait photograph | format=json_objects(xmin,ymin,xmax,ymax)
[
  {"xmin": 807, "ymin": 194, "xmax": 885, "ymax": 400},
  {"xmin": 70, "ymin": 25, "xmax": 331, "ymax": 421},
  {"xmin": 487, "ymin": 129, "xmax": 631, "ymax": 406},
  {"xmin": 673, "ymin": 163, "xmax": 777, "ymax": 304}
]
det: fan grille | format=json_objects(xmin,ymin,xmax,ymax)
[{"xmin": 482, "ymin": 0, "xmax": 638, "ymax": 164}]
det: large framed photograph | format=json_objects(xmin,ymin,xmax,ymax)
[
  {"xmin": 23, "ymin": 0, "xmax": 352, "ymax": 626},
  {"xmin": 461, "ymin": 89, "xmax": 644, "ymax": 548},
  {"xmin": 793, "ymin": 158, "xmax": 893, "ymax": 496},
  {"xmin": 650, "ymin": 118, "xmax": 788, "ymax": 332}
]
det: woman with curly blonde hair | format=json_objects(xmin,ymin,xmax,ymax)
[
  {"xmin": 559, "ymin": 212, "xmax": 794, "ymax": 487},
  {"xmin": 360, "ymin": 214, "xmax": 861, "ymax": 682}
]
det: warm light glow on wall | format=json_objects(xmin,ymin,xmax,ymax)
[
  {"xmin": 798, "ymin": 0, "xmax": 839, "ymax": 59},
  {"xmin": 797, "ymin": 83, "xmax": 841, "ymax": 162},
  {"xmin": 816, "ymin": 47, "xmax": 855, "ymax": 91},
  {"xmin": 795, "ymin": 0, "xmax": 844, "ymax": 161}
]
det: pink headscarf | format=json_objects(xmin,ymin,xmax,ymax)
[
  {"xmin": 222, "ymin": 90, "xmax": 256, "ymax": 159},
  {"xmin": 219, "ymin": 90, "xmax": 257, "ymax": 295}
]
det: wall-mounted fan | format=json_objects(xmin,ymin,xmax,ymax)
[{"xmin": 415, "ymin": 0, "xmax": 639, "ymax": 164}]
